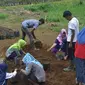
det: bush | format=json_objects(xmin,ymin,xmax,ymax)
[
  {"xmin": 37, "ymin": 3, "xmax": 53, "ymax": 12},
  {"xmin": 24, "ymin": 5, "xmax": 38, "ymax": 12},
  {"xmin": 24, "ymin": 3, "xmax": 54, "ymax": 12}
]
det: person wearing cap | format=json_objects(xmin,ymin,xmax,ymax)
[
  {"xmin": 21, "ymin": 18, "xmax": 45, "ymax": 49},
  {"xmin": 6, "ymin": 39, "xmax": 26, "ymax": 65},
  {"xmin": 63, "ymin": 10, "xmax": 79, "ymax": 71},
  {"xmin": 20, "ymin": 53, "xmax": 46, "ymax": 85},
  {"xmin": 0, "ymin": 58, "xmax": 17, "ymax": 85}
]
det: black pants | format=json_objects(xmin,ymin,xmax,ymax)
[
  {"xmin": 20, "ymin": 72, "xmax": 45, "ymax": 85},
  {"xmin": 67, "ymin": 42, "xmax": 75, "ymax": 60},
  {"xmin": 28, "ymin": 73, "xmax": 45, "ymax": 85},
  {"xmin": 21, "ymin": 26, "xmax": 35, "ymax": 48}
]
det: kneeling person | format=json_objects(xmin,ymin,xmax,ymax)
[
  {"xmin": 6, "ymin": 39, "xmax": 26, "ymax": 65},
  {"xmin": 21, "ymin": 53, "xmax": 46, "ymax": 85}
]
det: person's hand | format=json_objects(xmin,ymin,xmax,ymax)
[
  {"xmin": 69, "ymin": 42, "xmax": 72, "ymax": 48},
  {"xmin": 14, "ymin": 68, "xmax": 18, "ymax": 72},
  {"xmin": 17, "ymin": 67, "xmax": 21, "ymax": 71},
  {"xmin": 59, "ymin": 49, "xmax": 61, "ymax": 51},
  {"xmin": 47, "ymin": 49, "xmax": 50, "ymax": 52},
  {"xmin": 33, "ymin": 38, "xmax": 36, "ymax": 41},
  {"xmin": 20, "ymin": 69, "xmax": 23, "ymax": 71}
]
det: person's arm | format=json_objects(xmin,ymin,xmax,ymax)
[
  {"xmin": 69, "ymin": 29, "xmax": 75, "ymax": 47},
  {"xmin": 20, "ymin": 49, "xmax": 26, "ymax": 55},
  {"xmin": 21, "ymin": 63, "xmax": 32, "ymax": 75},
  {"xmin": 47, "ymin": 43, "xmax": 57, "ymax": 51},
  {"xmin": 12, "ymin": 48, "xmax": 21, "ymax": 57},
  {"xmin": 59, "ymin": 37, "xmax": 67, "ymax": 51},
  {"xmin": 31, "ymin": 29, "xmax": 36, "ymax": 39},
  {"xmin": 31, "ymin": 23, "xmax": 39, "ymax": 39},
  {"xmin": 6, "ymin": 69, "xmax": 17, "ymax": 79}
]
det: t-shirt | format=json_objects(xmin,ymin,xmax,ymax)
[
  {"xmin": 22, "ymin": 19, "xmax": 40, "ymax": 29},
  {"xmin": 67, "ymin": 17, "xmax": 79, "ymax": 42}
]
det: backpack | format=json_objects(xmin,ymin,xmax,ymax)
[{"xmin": 77, "ymin": 27, "xmax": 85, "ymax": 44}]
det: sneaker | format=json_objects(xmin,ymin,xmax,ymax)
[
  {"xmin": 63, "ymin": 66, "xmax": 75, "ymax": 72},
  {"xmin": 75, "ymin": 78, "xmax": 79, "ymax": 85}
]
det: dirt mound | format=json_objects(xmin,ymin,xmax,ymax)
[
  {"xmin": 34, "ymin": 39, "xmax": 43, "ymax": 49},
  {"xmin": 6, "ymin": 44, "xmax": 75, "ymax": 85},
  {"xmin": 0, "ymin": 26, "xmax": 20, "ymax": 40}
]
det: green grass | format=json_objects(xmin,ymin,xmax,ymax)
[
  {"xmin": 0, "ymin": 13, "xmax": 8, "ymax": 19},
  {"xmin": 0, "ymin": 0, "xmax": 85, "ymax": 32},
  {"xmin": 24, "ymin": 3, "xmax": 54, "ymax": 12},
  {"xmin": 23, "ymin": 0, "xmax": 85, "ymax": 30}
]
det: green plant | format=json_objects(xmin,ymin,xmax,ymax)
[
  {"xmin": 0, "ymin": 13, "xmax": 8, "ymax": 19},
  {"xmin": 24, "ymin": 5, "xmax": 38, "ymax": 12}
]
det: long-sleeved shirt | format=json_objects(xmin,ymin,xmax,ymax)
[
  {"xmin": 22, "ymin": 19, "xmax": 40, "ymax": 29},
  {"xmin": 21, "ymin": 62, "xmax": 45, "ymax": 82},
  {"xmin": 6, "ymin": 70, "xmax": 17, "ymax": 79}
]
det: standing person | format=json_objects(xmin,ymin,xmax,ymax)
[
  {"xmin": 20, "ymin": 53, "xmax": 46, "ymax": 85},
  {"xmin": 75, "ymin": 27, "xmax": 85, "ymax": 85},
  {"xmin": 21, "ymin": 18, "xmax": 45, "ymax": 49},
  {"xmin": 63, "ymin": 10, "xmax": 79, "ymax": 71},
  {"xmin": 6, "ymin": 39, "xmax": 26, "ymax": 65},
  {"xmin": 47, "ymin": 29, "xmax": 67, "ymax": 60}
]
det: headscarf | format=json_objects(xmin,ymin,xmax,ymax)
[
  {"xmin": 57, "ymin": 29, "xmax": 67, "ymax": 45},
  {"xmin": 22, "ymin": 53, "xmax": 43, "ymax": 68},
  {"xmin": 9, "ymin": 39, "xmax": 26, "ymax": 50}
]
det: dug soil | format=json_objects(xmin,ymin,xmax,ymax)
[{"xmin": 0, "ymin": 28, "xmax": 75, "ymax": 85}]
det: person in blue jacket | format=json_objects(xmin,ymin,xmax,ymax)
[{"xmin": 0, "ymin": 58, "xmax": 17, "ymax": 85}]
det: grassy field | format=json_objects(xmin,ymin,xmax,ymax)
[{"xmin": 0, "ymin": 0, "xmax": 85, "ymax": 32}]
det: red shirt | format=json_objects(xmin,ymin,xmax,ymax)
[{"xmin": 75, "ymin": 42, "xmax": 85, "ymax": 59}]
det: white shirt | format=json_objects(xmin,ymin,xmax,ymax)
[
  {"xmin": 67, "ymin": 17, "xmax": 79, "ymax": 42},
  {"xmin": 6, "ymin": 70, "xmax": 17, "ymax": 79}
]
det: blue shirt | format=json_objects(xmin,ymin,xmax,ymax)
[{"xmin": 22, "ymin": 19, "xmax": 40, "ymax": 29}]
